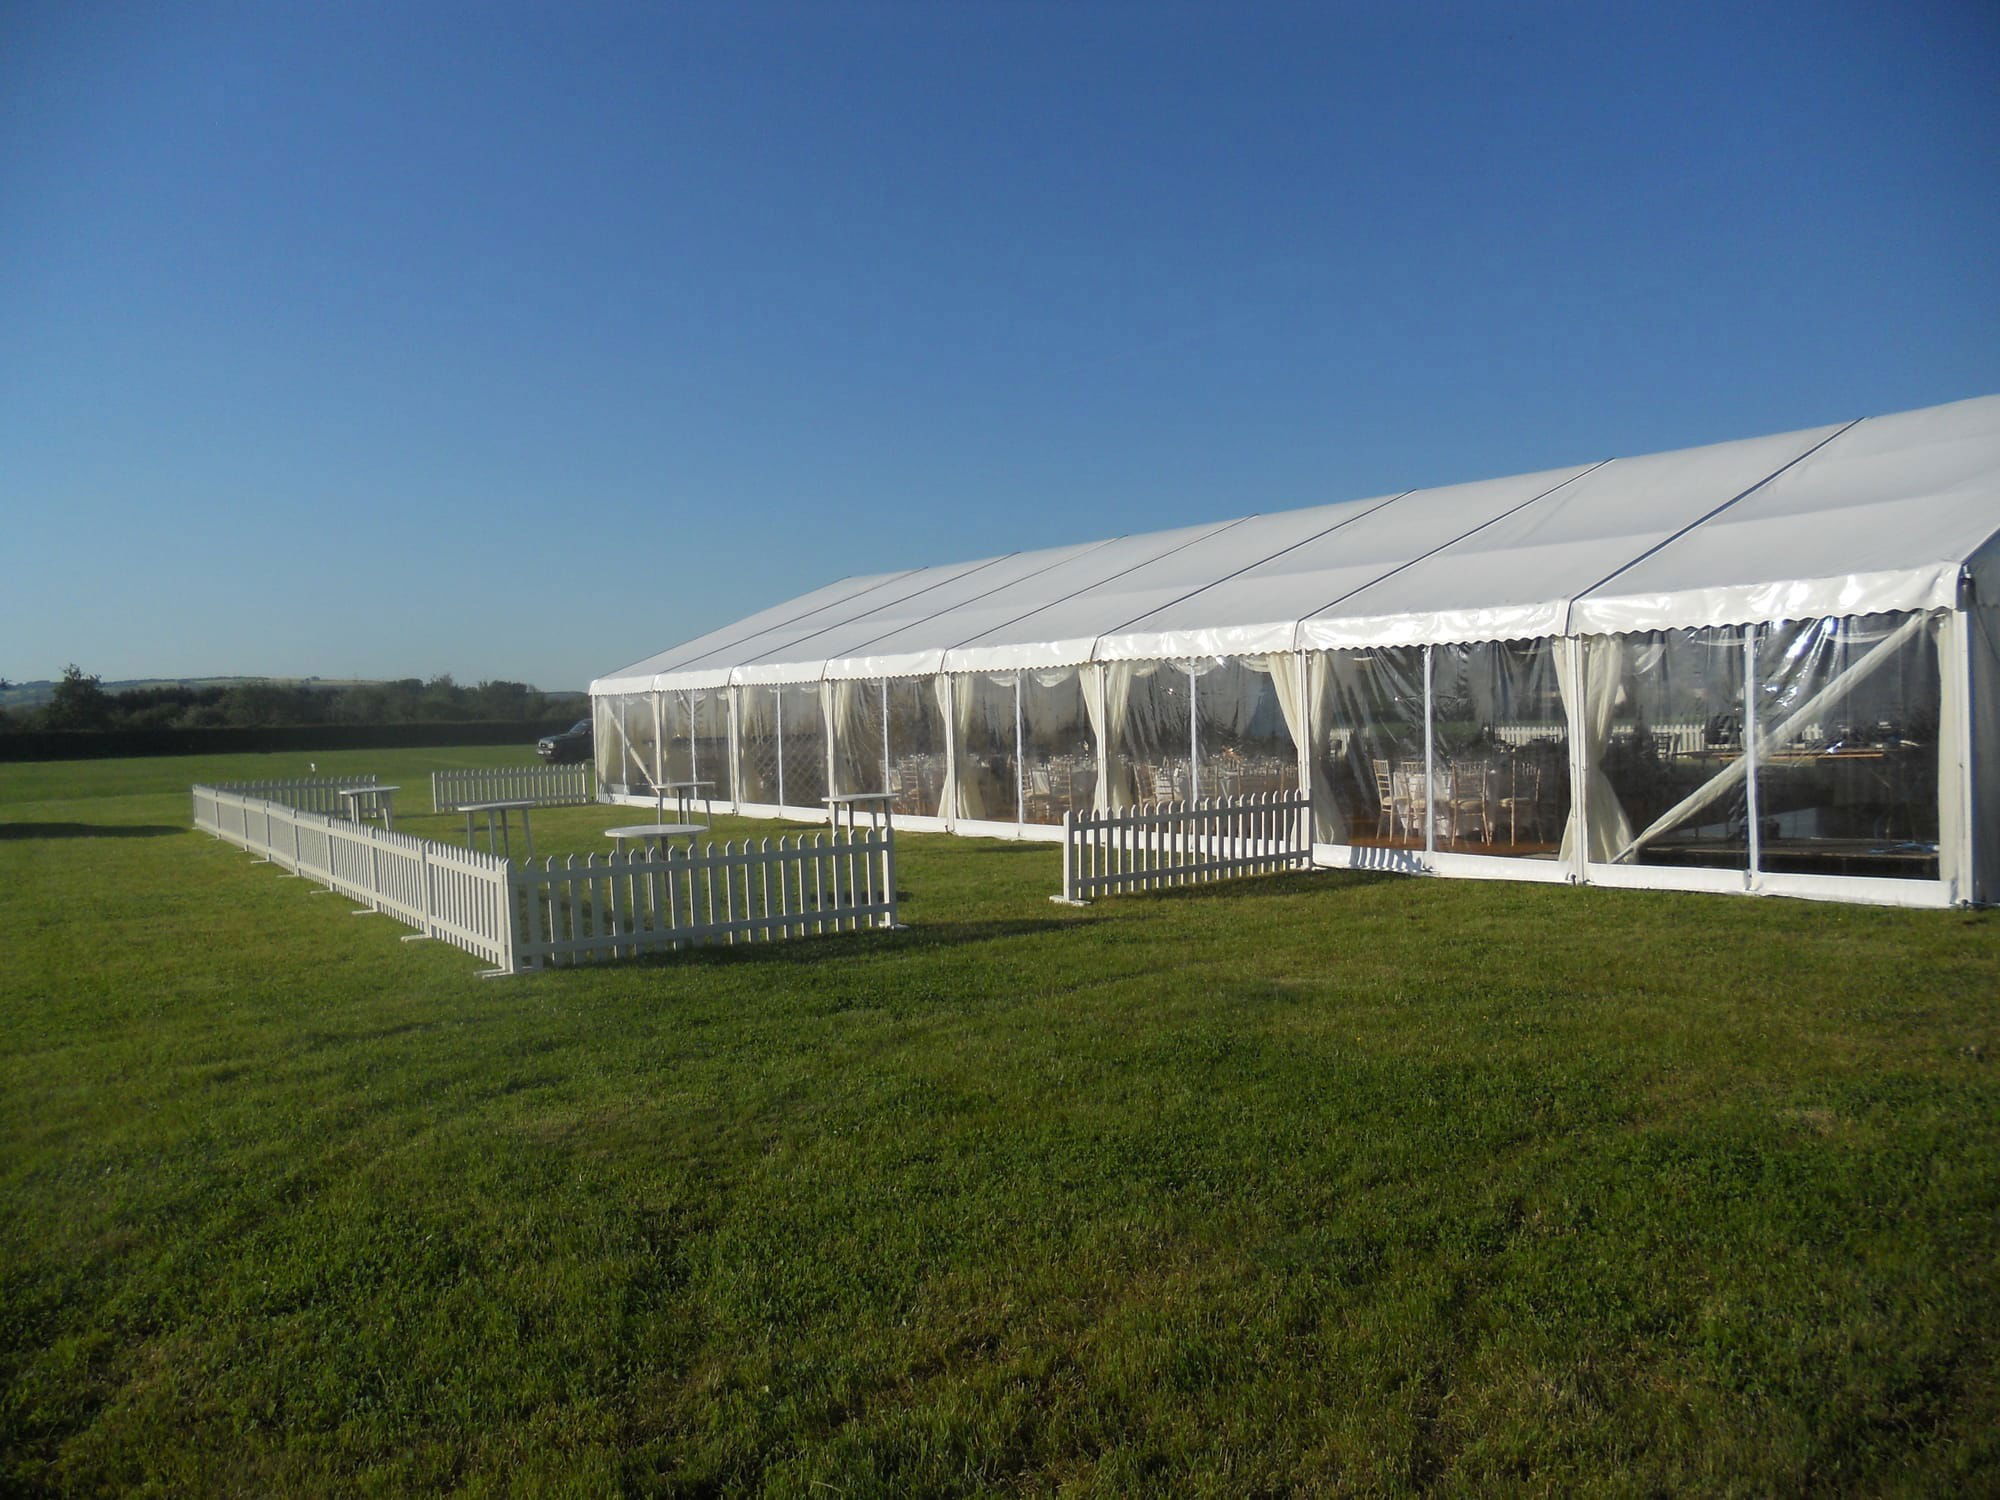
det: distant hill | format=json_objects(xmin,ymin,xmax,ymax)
[{"xmin": 0, "ymin": 677, "xmax": 581, "ymax": 711}]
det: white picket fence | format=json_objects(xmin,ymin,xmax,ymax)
[
  {"xmin": 432, "ymin": 763, "xmax": 592, "ymax": 813},
  {"xmin": 1057, "ymin": 790, "xmax": 1311, "ymax": 903},
  {"xmin": 206, "ymin": 775, "xmax": 379, "ymax": 816},
  {"xmin": 193, "ymin": 785, "xmax": 895, "ymax": 974},
  {"xmin": 514, "ymin": 829, "xmax": 897, "ymax": 967},
  {"xmin": 194, "ymin": 784, "xmax": 517, "ymax": 971}
]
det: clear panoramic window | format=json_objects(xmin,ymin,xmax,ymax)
[
  {"xmin": 1320, "ymin": 646, "xmax": 1427, "ymax": 852},
  {"xmin": 1021, "ymin": 668, "xmax": 1093, "ymax": 824},
  {"xmin": 830, "ymin": 680, "xmax": 886, "ymax": 798},
  {"xmin": 1429, "ymin": 639, "xmax": 1570, "ymax": 860},
  {"xmin": 1751, "ymin": 611, "xmax": 1941, "ymax": 880},
  {"xmin": 1194, "ymin": 657, "xmax": 1298, "ymax": 802},
  {"xmin": 691, "ymin": 687, "xmax": 732, "ymax": 802},
  {"xmin": 778, "ymin": 683, "xmax": 827, "ymax": 810},
  {"xmin": 953, "ymin": 673, "xmax": 1019, "ymax": 823},
  {"xmin": 736, "ymin": 685, "xmax": 782, "ymax": 806},
  {"xmin": 1111, "ymin": 662, "xmax": 1194, "ymax": 805},
  {"xmin": 1592, "ymin": 626, "xmax": 1751, "ymax": 872},
  {"xmin": 887, "ymin": 677, "xmax": 948, "ymax": 818},
  {"xmin": 661, "ymin": 691, "xmax": 696, "ymax": 786},
  {"xmin": 597, "ymin": 692, "xmax": 657, "ymax": 795}
]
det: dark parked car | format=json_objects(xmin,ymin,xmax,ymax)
[{"xmin": 536, "ymin": 718, "xmax": 593, "ymax": 763}]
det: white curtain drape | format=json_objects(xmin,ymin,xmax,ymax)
[
  {"xmin": 1937, "ymin": 613, "xmax": 1967, "ymax": 899},
  {"xmin": 1263, "ymin": 651, "xmax": 1342, "ymax": 842},
  {"xmin": 952, "ymin": 675, "xmax": 990, "ymax": 821},
  {"xmin": 1971, "ymin": 605, "xmax": 2000, "ymax": 905},
  {"xmin": 827, "ymin": 678, "xmax": 863, "ymax": 796},
  {"xmin": 932, "ymin": 675, "xmax": 957, "ymax": 822},
  {"xmin": 1092, "ymin": 662, "xmax": 1141, "ymax": 811},
  {"xmin": 1559, "ymin": 637, "xmax": 1634, "ymax": 865}
]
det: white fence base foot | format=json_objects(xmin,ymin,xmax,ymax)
[
  {"xmin": 399, "ymin": 934, "xmax": 433, "ymax": 943},
  {"xmin": 1050, "ymin": 895, "xmax": 1092, "ymax": 907},
  {"xmin": 477, "ymin": 966, "xmax": 518, "ymax": 979}
]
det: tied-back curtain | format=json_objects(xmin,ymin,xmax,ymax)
[
  {"xmin": 951, "ymin": 675, "xmax": 990, "ymax": 822},
  {"xmin": 1559, "ymin": 637, "xmax": 1634, "ymax": 864},
  {"xmin": 1266, "ymin": 652, "xmax": 1343, "ymax": 842},
  {"xmin": 1969, "ymin": 605, "xmax": 2000, "ymax": 904},
  {"xmin": 932, "ymin": 675, "xmax": 958, "ymax": 822},
  {"xmin": 1092, "ymin": 662, "xmax": 1141, "ymax": 811}
]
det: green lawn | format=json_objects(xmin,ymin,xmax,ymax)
[{"xmin": 3, "ymin": 747, "xmax": 1997, "ymax": 1495}]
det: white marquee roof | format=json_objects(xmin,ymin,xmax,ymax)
[{"xmin": 595, "ymin": 394, "xmax": 2000, "ymax": 693}]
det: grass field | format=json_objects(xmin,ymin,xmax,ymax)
[{"xmin": 3, "ymin": 747, "xmax": 1997, "ymax": 1494}]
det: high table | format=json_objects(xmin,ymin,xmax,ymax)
[
  {"xmin": 461, "ymin": 799, "xmax": 540, "ymax": 859},
  {"xmin": 823, "ymin": 792, "xmax": 902, "ymax": 930},
  {"xmin": 824, "ymin": 791, "xmax": 897, "ymax": 834},
  {"xmin": 655, "ymin": 779, "xmax": 717, "ymax": 826},
  {"xmin": 338, "ymin": 785, "xmax": 398, "ymax": 830},
  {"xmin": 605, "ymin": 822, "xmax": 709, "ymax": 856}
]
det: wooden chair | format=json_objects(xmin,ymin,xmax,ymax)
[
  {"xmin": 1394, "ymin": 759, "xmax": 1428, "ymax": 840},
  {"xmin": 1372, "ymin": 758, "xmax": 1397, "ymax": 837},
  {"xmin": 1444, "ymin": 760, "xmax": 1495, "ymax": 844},
  {"xmin": 1024, "ymin": 764, "xmax": 1056, "ymax": 822},
  {"xmin": 1498, "ymin": 758, "xmax": 1542, "ymax": 846}
]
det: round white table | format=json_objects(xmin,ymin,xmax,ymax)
[
  {"xmin": 461, "ymin": 799, "xmax": 540, "ymax": 858},
  {"xmin": 605, "ymin": 822, "xmax": 709, "ymax": 856}
]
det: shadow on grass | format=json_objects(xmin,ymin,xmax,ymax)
[
  {"xmin": 537, "ymin": 915, "xmax": 1101, "ymax": 974},
  {"xmin": 1110, "ymin": 868, "xmax": 1402, "ymax": 903},
  {"xmin": 0, "ymin": 822, "xmax": 186, "ymax": 840}
]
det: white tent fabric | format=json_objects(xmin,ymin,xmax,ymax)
[
  {"xmin": 593, "ymin": 394, "xmax": 2000, "ymax": 694},
  {"xmin": 596, "ymin": 567, "xmax": 918, "ymax": 692},
  {"xmin": 1296, "ymin": 423, "xmax": 1847, "ymax": 650},
  {"xmin": 1569, "ymin": 397, "xmax": 2000, "ymax": 634}
]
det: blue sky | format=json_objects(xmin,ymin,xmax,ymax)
[{"xmin": 4, "ymin": 1, "xmax": 1996, "ymax": 691}]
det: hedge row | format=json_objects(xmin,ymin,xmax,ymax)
[{"xmin": 0, "ymin": 720, "xmax": 583, "ymax": 762}]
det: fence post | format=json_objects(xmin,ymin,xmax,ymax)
[
  {"xmin": 1052, "ymin": 810, "xmax": 1089, "ymax": 905},
  {"xmin": 880, "ymin": 823, "xmax": 900, "ymax": 929},
  {"xmin": 498, "ymin": 857, "xmax": 522, "ymax": 975}
]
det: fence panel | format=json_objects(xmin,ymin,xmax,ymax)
[
  {"xmin": 513, "ymin": 828, "xmax": 897, "ymax": 968},
  {"xmin": 1058, "ymin": 790, "xmax": 1310, "ymax": 903},
  {"xmin": 195, "ymin": 784, "xmax": 891, "ymax": 974},
  {"xmin": 206, "ymin": 775, "xmax": 377, "ymax": 816},
  {"xmin": 431, "ymin": 764, "xmax": 593, "ymax": 813},
  {"xmin": 193, "ymin": 784, "xmax": 516, "ymax": 972}
]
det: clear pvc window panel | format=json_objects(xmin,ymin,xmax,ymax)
[
  {"xmin": 830, "ymin": 680, "xmax": 887, "ymax": 798},
  {"xmin": 692, "ymin": 688, "xmax": 732, "ymax": 802},
  {"xmin": 593, "ymin": 696, "xmax": 622, "ymax": 789},
  {"xmin": 737, "ymin": 685, "xmax": 782, "ymax": 806},
  {"xmin": 662, "ymin": 692, "xmax": 696, "ymax": 785},
  {"xmin": 779, "ymin": 683, "xmax": 827, "ymax": 810},
  {"xmin": 1598, "ymin": 627, "xmax": 1750, "ymax": 871},
  {"xmin": 1752, "ymin": 611, "xmax": 1941, "ymax": 880},
  {"xmin": 1430, "ymin": 640, "xmax": 1569, "ymax": 858},
  {"xmin": 1113, "ymin": 663, "xmax": 1194, "ymax": 804},
  {"xmin": 887, "ymin": 678, "xmax": 947, "ymax": 817},
  {"xmin": 954, "ymin": 674, "xmax": 1019, "ymax": 823},
  {"xmin": 1194, "ymin": 657, "xmax": 1297, "ymax": 801},
  {"xmin": 1021, "ymin": 668, "xmax": 1093, "ymax": 825},
  {"xmin": 599, "ymin": 692, "xmax": 656, "ymax": 795},
  {"xmin": 1320, "ymin": 647, "xmax": 1426, "ymax": 851}
]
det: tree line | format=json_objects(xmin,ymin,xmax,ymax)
[{"xmin": 1, "ymin": 666, "xmax": 585, "ymax": 733}]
